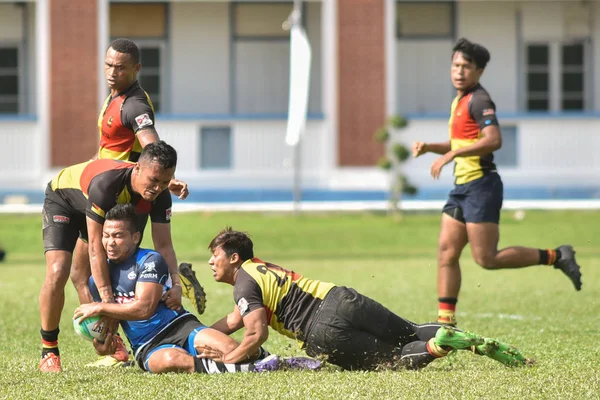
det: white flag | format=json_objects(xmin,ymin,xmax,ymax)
[{"xmin": 285, "ymin": 25, "xmax": 312, "ymax": 147}]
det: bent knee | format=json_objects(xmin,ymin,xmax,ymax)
[
  {"xmin": 70, "ymin": 265, "xmax": 91, "ymax": 287},
  {"xmin": 473, "ymin": 254, "xmax": 498, "ymax": 269}
]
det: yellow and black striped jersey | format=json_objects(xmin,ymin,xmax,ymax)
[
  {"xmin": 50, "ymin": 158, "xmax": 171, "ymax": 225},
  {"xmin": 448, "ymin": 83, "xmax": 499, "ymax": 184},
  {"xmin": 233, "ymin": 258, "xmax": 335, "ymax": 345}
]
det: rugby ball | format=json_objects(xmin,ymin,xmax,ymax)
[{"xmin": 73, "ymin": 316, "xmax": 106, "ymax": 342}]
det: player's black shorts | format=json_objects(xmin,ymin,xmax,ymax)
[
  {"xmin": 442, "ymin": 172, "xmax": 503, "ymax": 224},
  {"xmin": 42, "ymin": 184, "xmax": 88, "ymax": 253},
  {"xmin": 303, "ymin": 286, "xmax": 417, "ymax": 370},
  {"xmin": 134, "ymin": 313, "xmax": 206, "ymax": 370}
]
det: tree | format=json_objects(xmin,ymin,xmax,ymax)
[{"xmin": 374, "ymin": 115, "xmax": 418, "ymax": 220}]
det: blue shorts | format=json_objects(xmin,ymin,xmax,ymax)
[
  {"xmin": 442, "ymin": 172, "xmax": 503, "ymax": 224},
  {"xmin": 134, "ymin": 314, "xmax": 208, "ymax": 372}
]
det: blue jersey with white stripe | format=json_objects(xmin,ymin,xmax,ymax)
[{"xmin": 89, "ymin": 248, "xmax": 189, "ymax": 352}]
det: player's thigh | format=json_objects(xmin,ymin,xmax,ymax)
[
  {"xmin": 462, "ymin": 173, "xmax": 503, "ymax": 224},
  {"xmin": 42, "ymin": 198, "xmax": 80, "ymax": 254},
  {"xmin": 145, "ymin": 345, "xmax": 191, "ymax": 373},
  {"xmin": 192, "ymin": 327, "xmax": 239, "ymax": 355},
  {"xmin": 438, "ymin": 213, "xmax": 468, "ymax": 260},
  {"xmin": 73, "ymin": 238, "xmax": 90, "ymax": 265},
  {"xmin": 336, "ymin": 287, "xmax": 418, "ymax": 347},
  {"xmin": 321, "ymin": 326, "xmax": 399, "ymax": 370},
  {"xmin": 466, "ymin": 222, "xmax": 500, "ymax": 266}
]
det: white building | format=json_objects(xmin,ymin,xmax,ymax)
[{"xmin": 1, "ymin": 0, "xmax": 599, "ymax": 202}]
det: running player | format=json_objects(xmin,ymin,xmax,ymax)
[{"xmin": 412, "ymin": 38, "xmax": 582, "ymax": 326}]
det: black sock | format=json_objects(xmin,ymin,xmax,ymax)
[
  {"xmin": 438, "ymin": 297, "xmax": 458, "ymax": 305},
  {"xmin": 193, "ymin": 357, "xmax": 206, "ymax": 373},
  {"xmin": 399, "ymin": 341, "xmax": 435, "ymax": 370},
  {"xmin": 41, "ymin": 327, "xmax": 60, "ymax": 358},
  {"xmin": 256, "ymin": 347, "xmax": 270, "ymax": 360},
  {"xmin": 538, "ymin": 249, "xmax": 562, "ymax": 265}
]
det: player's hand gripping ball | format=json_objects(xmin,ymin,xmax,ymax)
[{"xmin": 73, "ymin": 316, "xmax": 107, "ymax": 342}]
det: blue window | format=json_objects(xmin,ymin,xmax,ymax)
[
  {"xmin": 200, "ymin": 126, "xmax": 232, "ymax": 169},
  {"xmin": 495, "ymin": 126, "xmax": 518, "ymax": 167}
]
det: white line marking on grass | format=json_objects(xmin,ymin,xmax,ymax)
[{"xmin": 457, "ymin": 312, "xmax": 542, "ymax": 321}]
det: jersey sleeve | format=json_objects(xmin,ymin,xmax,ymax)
[
  {"xmin": 469, "ymin": 91, "xmax": 499, "ymax": 130},
  {"xmin": 85, "ymin": 174, "xmax": 120, "ymax": 224},
  {"xmin": 121, "ymin": 94, "xmax": 156, "ymax": 134},
  {"xmin": 149, "ymin": 190, "xmax": 172, "ymax": 224},
  {"xmin": 233, "ymin": 269, "xmax": 264, "ymax": 318},
  {"xmin": 137, "ymin": 252, "xmax": 170, "ymax": 285}
]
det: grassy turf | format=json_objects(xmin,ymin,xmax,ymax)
[{"xmin": 0, "ymin": 210, "xmax": 598, "ymax": 399}]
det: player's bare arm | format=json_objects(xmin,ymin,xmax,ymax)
[
  {"xmin": 205, "ymin": 307, "xmax": 269, "ymax": 364},
  {"xmin": 73, "ymin": 281, "xmax": 162, "ymax": 321},
  {"xmin": 87, "ymin": 217, "xmax": 114, "ymax": 303},
  {"xmin": 136, "ymin": 127, "xmax": 160, "ymax": 147},
  {"xmin": 448, "ymin": 125, "xmax": 502, "ymax": 158},
  {"xmin": 152, "ymin": 222, "xmax": 183, "ymax": 309},
  {"xmin": 210, "ymin": 305, "xmax": 244, "ymax": 335},
  {"xmin": 430, "ymin": 126, "xmax": 501, "ymax": 179},
  {"xmin": 413, "ymin": 141, "xmax": 451, "ymax": 157}
]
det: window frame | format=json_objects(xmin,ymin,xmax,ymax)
[
  {"xmin": 229, "ymin": 1, "xmax": 307, "ymax": 115},
  {"xmin": 136, "ymin": 40, "xmax": 167, "ymax": 114},
  {"xmin": 396, "ymin": 1, "xmax": 456, "ymax": 40},
  {"xmin": 232, "ymin": 1, "xmax": 300, "ymax": 41},
  {"xmin": 522, "ymin": 39, "xmax": 591, "ymax": 112},
  {"xmin": 0, "ymin": 41, "xmax": 25, "ymax": 114}
]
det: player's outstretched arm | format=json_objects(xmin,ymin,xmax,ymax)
[
  {"xmin": 210, "ymin": 305, "xmax": 244, "ymax": 335},
  {"xmin": 413, "ymin": 141, "xmax": 452, "ymax": 156}
]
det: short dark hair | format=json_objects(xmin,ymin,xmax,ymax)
[
  {"xmin": 139, "ymin": 140, "xmax": 178, "ymax": 170},
  {"xmin": 109, "ymin": 38, "xmax": 140, "ymax": 65},
  {"xmin": 105, "ymin": 204, "xmax": 139, "ymax": 234},
  {"xmin": 208, "ymin": 227, "xmax": 254, "ymax": 262},
  {"xmin": 452, "ymin": 38, "xmax": 490, "ymax": 69}
]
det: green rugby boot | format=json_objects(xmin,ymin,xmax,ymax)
[
  {"xmin": 475, "ymin": 338, "xmax": 531, "ymax": 367},
  {"xmin": 434, "ymin": 326, "xmax": 485, "ymax": 350}
]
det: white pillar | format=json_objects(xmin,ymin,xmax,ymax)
[
  {"xmin": 322, "ymin": 0, "xmax": 337, "ymax": 169},
  {"xmin": 36, "ymin": 0, "xmax": 49, "ymax": 179},
  {"xmin": 98, "ymin": 0, "xmax": 109, "ymax": 113},
  {"xmin": 385, "ymin": 0, "xmax": 396, "ymax": 118}
]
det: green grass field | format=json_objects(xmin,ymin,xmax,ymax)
[{"xmin": 0, "ymin": 210, "xmax": 598, "ymax": 399}]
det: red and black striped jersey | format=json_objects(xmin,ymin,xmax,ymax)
[{"xmin": 50, "ymin": 159, "xmax": 171, "ymax": 225}]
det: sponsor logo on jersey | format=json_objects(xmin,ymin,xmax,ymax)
[
  {"xmin": 52, "ymin": 215, "xmax": 70, "ymax": 224},
  {"xmin": 143, "ymin": 261, "xmax": 156, "ymax": 272},
  {"xmin": 482, "ymin": 109, "xmax": 495, "ymax": 116},
  {"xmin": 166, "ymin": 207, "xmax": 172, "ymax": 221},
  {"xmin": 128, "ymin": 271, "xmax": 137, "ymax": 280},
  {"xmin": 237, "ymin": 297, "xmax": 249, "ymax": 315},
  {"xmin": 139, "ymin": 261, "xmax": 158, "ymax": 279},
  {"xmin": 135, "ymin": 113, "xmax": 153, "ymax": 129}
]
